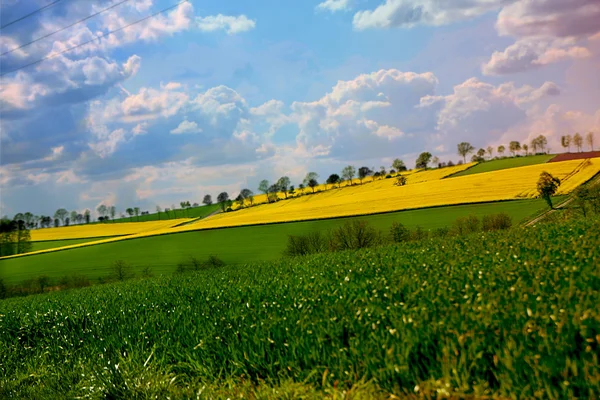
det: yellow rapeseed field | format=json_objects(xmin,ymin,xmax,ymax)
[
  {"xmin": 3, "ymin": 158, "xmax": 597, "ymax": 260},
  {"xmin": 162, "ymin": 158, "xmax": 599, "ymax": 232},
  {"xmin": 30, "ymin": 219, "xmax": 192, "ymax": 241}
]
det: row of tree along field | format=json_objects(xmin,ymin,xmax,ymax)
[{"xmin": 4, "ymin": 133, "xmax": 594, "ymax": 230}]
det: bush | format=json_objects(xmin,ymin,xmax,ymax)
[
  {"xmin": 410, "ymin": 226, "xmax": 428, "ymax": 241},
  {"xmin": 285, "ymin": 231, "xmax": 329, "ymax": 257},
  {"xmin": 482, "ymin": 213, "xmax": 512, "ymax": 231},
  {"xmin": 390, "ymin": 222, "xmax": 410, "ymax": 243},
  {"xmin": 385, "ymin": 174, "xmax": 392, "ymax": 179},
  {"xmin": 452, "ymin": 215, "xmax": 480, "ymax": 235},
  {"xmin": 431, "ymin": 226, "xmax": 451, "ymax": 238},
  {"xmin": 112, "ymin": 260, "xmax": 134, "ymax": 281},
  {"xmin": 203, "ymin": 255, "xmax": 226, "ymax": 269},
  {"xmin": 329, "ymin": 220, "xmax": 382, "ymax": 251},
  {"xmin": 0, "ymin": 278, "xmax": 6, "ymax": 299},
  {"xmin": 141, "ymin": 266, "xmax": 154, "ymax": 278},
  {"xmin": 394, "ymin": 176, "xmax": 407, "ymax": 186}
]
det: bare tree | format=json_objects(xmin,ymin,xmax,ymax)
[
  {"xmin": 509, "ymin": 141, "xmax": 521, "ymax": 156},
  {"xmin": 497, "ymin": 145, "xmax": 505, "ymax": 156},
  {"xmin": 573, "ymin": 133, "xmax": 583, "ymax": 152},
  {"xmin": 561, "ymin": 135, "xmax": 571, "ymax": 153},
  {"xmin": 586, "ymin": 131, "xmax": 595, "ymax": 151},
  {"xmin": 486, "ymin": 146, "xmax": 493, "ymax": 159}
]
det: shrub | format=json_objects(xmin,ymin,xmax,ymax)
[
  {"xmin": 175, "ymin": 262, "xmax": 187, "ymax": 274},
  {"xmin": 329, "ymin": 220, "xmax": 381, "ymax": 251},
  {"xmin": 285, "ymin": 232, "xmax": 328, "ymax": 257},
  {"xmin": 390, "ymin": 222, "xmax": 410, "ymax": 243},
  {"xmin": 203, "ymin": 255, "xmax": 226, "ymax": 269},
  {"xmin": 112, "ymin": 260, "xmax": 134, "ymax": 281},
  {"xmin": 410, "ymin": 226, "xmax": 428, "ymax": 241},
  {"xmin": 482, "ymin": 213, "xmax": 512, "ymax": 231},
  {"xmin": 0, "ymin": 278, "xmax": 6, "ymax": 299},
  {"xmin": 394, "ymin": 176, "xmax": 407, "ymax": 186},
  {"xmin": 452, "ymin": 215, "xmax": 480, "ymax": 235},
  {"xmin": 432, "ymin": 226, "xmax": 451, "ymax": 238},
  {"xmin": 189, "ymin": 256, "xmax": 201, "ymax": 271},
  {"xmin": 385, "ymin": 174, "xmax": 392, "ymax": 179},
  {"xmin": 141, "ymin": 266, "xmax": 154, "ymax": 278}
]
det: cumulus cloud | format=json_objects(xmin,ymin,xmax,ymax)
[
  {"xmin": 170, "ymin": 120, "xmax": 203, "ymax": 134},
  {"xmin": 316, "ymin": 0, "xmax": 353, "ymax": 12},
  {"xmin": 352, "ymin": 0, "xmax": 507, "ymax": 30},
  {"xmin": 483, "ymin": 38, "xmax": 591, "ymax": 75},
  {"xmin": 196, "ymin": 14, "xmax": 256, "ymax": 34}
]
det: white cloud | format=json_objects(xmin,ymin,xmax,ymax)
[
  {"xmin": 352, "ymin": 0, "xmax": 507, "ymax": 30},
  {"xmin": 483, "ymin": 37, "xmax": 591, "ymax": 75},
  {"xmin": 316, "ymin": 0, "xmax": 353, "ymax": 12},
  {"xmin": 196, "ymin": 14, "xmax": 256, "ymax": 34},
  {"xmin": 170, "ymin": 120, "xmax": 203, "ymax": 134}
]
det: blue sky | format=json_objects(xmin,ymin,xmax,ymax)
[{"xmin": 1, "ymin": 0, "xmax": 599, "ymax": 218}]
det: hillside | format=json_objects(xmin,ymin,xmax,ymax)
[{"xmin": 1, "ymin": 215, "xmax": 598, "ymax": 398}]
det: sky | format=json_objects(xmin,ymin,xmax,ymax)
[{"xmin": 1, "ymin": 0, "xmax": 599, "ymax": 218}]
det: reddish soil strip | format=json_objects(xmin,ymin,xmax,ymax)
[{"xmin": 548, "ymin": 151, "xmax": 600, "ymax": 162}]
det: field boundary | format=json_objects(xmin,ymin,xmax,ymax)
[
  {"xmin": 31, "ymin": 235, "xmax": 126, "ymax": 243},
  {"xmin": 1, "ymin": 198, "xmax": 550, "ymax": 261}
]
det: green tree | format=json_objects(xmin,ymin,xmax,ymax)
[
  {"xmin": 392, "ymin": 158, "xmax": 407, "ymax": 172},
  {"xmin": 217, "ymin": 192, "xmax": 230, "ymax": 211},
  {"xmin": 457, "ymin": 142, "xmax": 474, "ymax": 163},
  {"xmin": 358, "ymin": 167, "xmax": 372, "ymax": 184},
  {"xmin": 277, "ymin": 176, "xmax": 291, "ymax": 198},
  {"xmin": 134, "ymin": 207, "xmax": 140, "ymax": 221},
  {"xmin": 522, "ymin": 143, "xmax": 529, "ymax": 156},
  {"xmin": 497, "ymin": 145, "xmax": 505, "ymax": 156},
  {"xmin": 258, "ymin": 179, "xmax": 270, "ymax": 195},
  {"xmin": 486, "ymin": 146, "xmax": 493, "ymax": 158},
  {"xmin": 203, "ymin": 195, "xmax": 212, "ymax": 206},
  {"xmin": 537, "ymin": 171, "xmax": 561, "ymax": 209},
  {"xmin": 303, "ymin": 172, "xmax": 319, "ymax": 188},
  {"xmin": 327, "ymin": 173, "xmax": 341, "ymax": 188},
  {"xmin": 54, "ymin": 208, "xmax": 68, "ymax": 226},
  {"xmin": 240, "ymin": 188, "xmax": 254, "ymax": 205},
  {"xmin": 308, "ymin": 179, "xmax": 318, "ymax": 193},
  {"xmin": 509, "ymin": 141, "xmax": 521, "ymax": 156},
  {"xmin": 415, "ymin": 152, "xmax": 432, "ymax": 169},
  {"xmin": 561, "ymin": 135, "xmax": 571, "ymax": 152}
]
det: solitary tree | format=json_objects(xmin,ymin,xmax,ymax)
[
  {"xmin": 84, "ymin": 209, "xmax": 91, "ymax": 224},
  {"xmin": 258, "ymin": 179, "xmax": 270, "ymax": 195},
  {"xmin": 486, "ymin": 146, "xmax": 493, "ymax": 159},
  {"xmin": 203, "ymin": 195, "xmax": 213, "ymax": 206},
  {"xmin": 537, "ymin": 171, "xmax": 561, "ymax": 209},
  {"xmin": 561, "ymin": 135, "xmax": 572, "ymax": 152},
  {"xmin": 327, "ymin": 173, "xmax": 341, "ymax": 188},
  {"xmin": 307, "ymin": 178, "xmax": 319, "ymax": 193},
  {"xmin": 341, "ymin": 165, "xmax": 356, "ymax": 185},
  {"xmin": 509, "ymin": 141, "xmax": 521, "ymax": 156},
  {"xmin": 54, "ymin": 208, "xmax": 68, "ymax": 226},
  {"xmin": 573, "ymin": 133, "xmax": 583, "ymax": 152},
  {"xmin": 358, "ymin": 167, "xmax": 373, "ymax": 184},
  {"xmin": 126, "ymin": 208, "xmax": 134, "ymax": 219},
  {"xmin": 217, "ymin": 192, "xmax": 230, "ymax": 211},
  {"xmin": 415, "ymin": 152, "xmax": 432, "ymax": 169},
  {"xmin": 277, "ymin": 176, "xmax": 291, "ymax": 199},
  {"xmin": 522, "ymin": 143, "xmax": 529, "ymax": 156},
  {"xmin": 497, "ymin": 145, "xmax": 506, "ymax": 157},
  {"xmin": 457, "ymin": 142, "xmax": 474, "ymax": 163},
  {"xmin": 586, "ymin": 131, "xmax": 595, "ymax": 151},
  {"xmin": 303, "ymin": 172, "xmax": 319, "ymax": 188}
]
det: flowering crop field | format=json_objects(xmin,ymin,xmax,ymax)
[
  {"xmin": 1, "ymin": 216, "xmax": 598, "ymax": 398},
  {"xmin": 30, "ymin": 219, "xmax": 192, "ymax": 241},
  {"xmin": 162, "ymin": 158, "xmax": 600, "ymax": 232}
]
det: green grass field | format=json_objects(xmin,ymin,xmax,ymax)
[
  {"xmin": 450, "ymin": 154, "xmax": 555, "ymax": 177},
  {"xmin": 30, "ymin": 237, "xmax": 118, "ymax": 252},
  {"xmin": 1, "ymin": 215, "xmax": 598, "ymax": 398},
  {"xmin": 99, "ymin": 204, "xmax": 221, "ymax": 223},
  {"xmin": 1, "ymin": 198, "xmax": 551, "ymax": 283}
]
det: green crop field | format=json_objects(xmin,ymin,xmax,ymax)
[
  {"xmin": 99, "ymin": 204, "xmax": 221, "ymax": 224},
  {"xmin": 1, "ymin": 198, "xmax": 552, "ymax": 284},
  {"xmin": 1, "ymin": 215, "xmax": 598, "ymax": 399},
  {"xmin": 30, "ymin": 237, "xmax": 118, "ymax": 252},
  {"xmin": 451, "ymin": 154, "xmax": 555, "ymax": 177}
]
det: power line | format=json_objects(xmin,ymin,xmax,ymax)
[
  {"xmin": 2, "ymin": 0, "xmax": 134, "ymax": 57},
  {"xmin": 0, "ymin": 0, "xmax": 190, "ymax": 77},
  {"xmin": 1, "ymin": 0, "xmax": 63, "ymax": 30}
]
